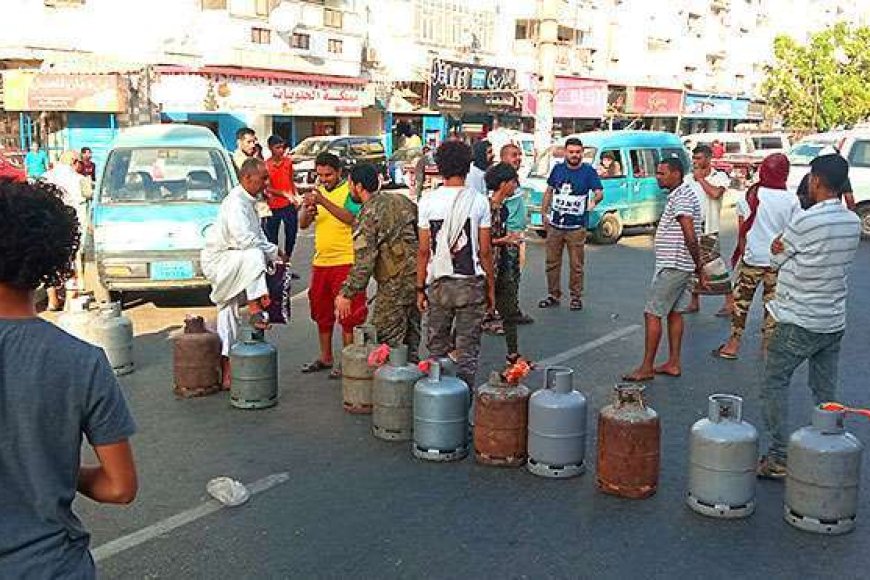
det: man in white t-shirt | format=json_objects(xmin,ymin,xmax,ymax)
[
  {"xmin": 684, "ymin": 144, "xmax": 733, "ymax": 316},
  {"xmin": 417, "ymin": 141, "xmax": 495, "ymax": 388}
]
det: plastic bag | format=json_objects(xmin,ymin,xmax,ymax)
[{"xmin": 206, "ymin": 477, "xmax": 251, "ymax": 507}]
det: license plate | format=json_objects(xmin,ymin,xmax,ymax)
[
  {"xmin": 150, "ymin": 260, "xmax": 195, "ymax": 281},
  {"xmin": 531, "ymin": 213, "xmax": 543, "ymax": 226}
]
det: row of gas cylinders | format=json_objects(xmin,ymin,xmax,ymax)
[
  {"xmin": 57, "ymin": 296, "xmax": 134, "ymax": 376},
  {"xmin": 342, "ymin": 325, "xmax": 864, "ymax": 536}
]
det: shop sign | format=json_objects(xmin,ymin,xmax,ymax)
[
  {"xmin": 683, "ymin": 93, "xmax": 750, "ymax": 119},
  {"xmin": 524, "ymin": 77, "xmax": 607, "ymax": 119},
  {"xmin": 628, "ymin": 87, "xmax": 683, "ymax": 116},
  {"xmin": 152, "ymin": 73, "xmax": 365, "ymax": 117},
  {"xmin": 428, "ymin": 58, "xmax": 521, "ymax": 114},
  {"xmin": 2, "ymin": 71, "xmax": 126, "ymax": 112}
]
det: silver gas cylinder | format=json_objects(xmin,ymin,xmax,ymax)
[
  {"xmin": 57, "ymin": 295, "xmax": 97, "ymax": 343},
  {"xmin": 372, "ymin": 345, "xmax": 423, "ymax": 441},
  {"xmin": 687, "ymin": 394, "xmax": 759, "ymax": 518},
  {"xmin": 527, "ymin": 366, "xmax": 587, "ymax": 478},
  {"xmin": 785, "ymin": 406, "xmax": 863, "ymax": 535},
  {"xmin": 229, "ymin": 327, "xmax": 278, "ymax": 410},
  {"xmin": 92, "ymin": 301, "xmax": 134, "ymax": 376},
  {"xmin": 412, "ymin": 359, "xmax": 470, "ymax": 462},
  {"xmin": 341, "ymin": 325, "xmax": 378, "ymax": 414}
]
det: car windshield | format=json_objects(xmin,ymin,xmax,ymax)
[
  {"xmin": 530, "ymin": 145, "xmax": 596, "ymax": 177},
  {"xmin": 100, "ymin": 148, "xmax": 231, "ymax": 204},
  {"xmin": 291, "ymin": 139, "xmax": 331, "ymax": 157},
  {"xmin": 788, "ymin": 142, "xmax": 831, "ymax": 166}
]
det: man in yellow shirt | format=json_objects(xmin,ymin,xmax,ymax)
[{"xmin": 299, "ymin": 152, "xmax": 365, "ymax": 378}]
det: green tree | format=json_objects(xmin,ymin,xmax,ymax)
[{"xmin": 762, "ymin": 23, "xmax": 870, "ymax": 132}]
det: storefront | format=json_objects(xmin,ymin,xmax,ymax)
[
  {"xmin": 680, "ymin": 93, "xmax": 751, "ymax": 134},
  {"xmin": 377, "ymin": 82, "xmax": 445, "ymax": 155},
  {"xmin": 523, "ymin": 76, "xmax": 608, "ymax": 137},
  {"xmin": 428, "ymin": 58, "xmax": 522, "ymax": 141},
  {"xmin": 605, "ymin": 85, "xmax": 683, "ymax": 132},
  {"xmin": 1, "ymin": 70, "xmax": 128, "ymax": 169},
  {"xmin": 151, "ymin": 66, "xmax": 368, "ymax": 149}
]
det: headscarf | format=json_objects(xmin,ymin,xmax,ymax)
[
  {"xmin": 472, "ymin": 140, "xmax": 492, "ymax": 171},
  {"xmin": 757, "ymin": 153, "xmax": 789, "ymax": 190}
]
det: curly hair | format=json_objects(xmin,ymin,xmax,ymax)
[
  {"xmin": 0, "ymin": 179, "xmax": 80, "ymax": 290},
  {"xmin": 434, "ymin": 140, "xmax": 472, "ymax": 179}
]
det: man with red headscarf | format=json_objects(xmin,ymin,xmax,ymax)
[{"xmin": 713, "ymin": 154, "xmax": 799, "ymax": 359}]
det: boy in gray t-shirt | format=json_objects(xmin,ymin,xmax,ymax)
[{"xmin": 0, "ymin": 179, "xmax": 137, "ymax": 578}]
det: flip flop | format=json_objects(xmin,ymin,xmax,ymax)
[
  {"xmin": 621, "ymin": 372, "xmax": 654, "ymax": 382},
  {"xmin": 711, "ymin": 345, "xmax": 738, "ymax": 360},
  {"xmin": 300, "ymin": 359, "xmax": 333, "ymax": 374},
  {"xmin": 569, "ymin": 299, "xmax": 583, "ymax": 311},
  {"xmin": 328, "ymin": 366, "xmax": 342, "ymax": 380},
  {"xmin": 538, "ymin": 296, "xmax": 560, "ymax": 309}
]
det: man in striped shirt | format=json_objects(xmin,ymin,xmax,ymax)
[
  {"xmin": 758, "ymin": 154, "xmax": 861, "ymax": 479},
  {"xmin": 624, "ymin": 158, "xmax": 706, "ymax": 382}
]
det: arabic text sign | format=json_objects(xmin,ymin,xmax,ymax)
[
  {"xmin": 429, "ymin": 59, "xmax": 520, "ymax": 113},
  {"xmin": 152, "ymin": 74, "xmax": 364, "ymax": 117},
  {"xmin": 523, "ymin": 77, "xmax": 607, "ymax": 118},
  {"xmin": 2, "ymin": 71, "xmax": 126, "ymax": 112}
]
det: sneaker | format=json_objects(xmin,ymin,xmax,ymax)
[{"xmin": 757, "ymin": 455, "xmax": 787, "ymax": 480}]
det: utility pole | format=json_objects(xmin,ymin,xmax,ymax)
[{"xmin": 534, "ymin": 0, "xmax": 560, "ymax": 155}]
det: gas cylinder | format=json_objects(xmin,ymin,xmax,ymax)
[
  {"xmin": 687, "ymin": 394, "xmax": 759, "ymax": 518},
  {"xmin": 173, "ymin": 316, "xmax": 222, "ymax": 398},
  {"xmin": 341, "ymin": 325, "xmax": 378, "ymax": 414},
  {"xmin": 527, "ymin": 366, "xmax": 587, "ymax": 478},
  {"xmin": 229, "ymin": 327, "xmax": 278, "ymax": 410},
  {"xmin": 372, "ymin": 345, "xmax": 424, "ymax": 441},
  {"xmin": 597, "ymin": 384, "xmax": 660, "ymax": 499},
  {"xmin": 474, "ymin": 371, "xmax": 531, "ymax": 467},
  {"xmin": 412, "ymin": 359, "xmax": 470, "ymax": 461},
  {"xmin": 785, "ymin": 406, "xmax": 863, "ymax": 535},
  {"xmin": 92, "ymin": 301, "xmax": 134, "ymax": 376},
  {"xmin": 57, "ymin": 295, "xmax": 97, "ymax": 343}
]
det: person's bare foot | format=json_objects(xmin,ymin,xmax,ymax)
[
  {"xmin": 622, "ymin": 368, "xmax": 655, "ymax": 382},
  {"xmin": 654, "ymin": 363, "xmax": 681, "ymax": 377}
]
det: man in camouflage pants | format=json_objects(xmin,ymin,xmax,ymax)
[{"xmin": 336, "ymin": 164, "xmax": 421, "ymax": 361}]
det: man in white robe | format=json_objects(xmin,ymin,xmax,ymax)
[{"xmin": 201, "ymin": 158, "xmax": 283, "ymax": 386}]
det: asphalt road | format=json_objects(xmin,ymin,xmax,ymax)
[{"xmin": 67, "ymin": 204, "xmax": 870, "ymax": 579}]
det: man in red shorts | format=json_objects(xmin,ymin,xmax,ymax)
[{"xmin": 299, "ymin": 152, "xmax": 366, "ymax": 379}]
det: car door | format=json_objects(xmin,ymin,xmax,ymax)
[
  {"xmin": 625, "ymin": 148, "xmax": 661, "ymax": 226},
  {"xmin": 846, "ymin": 138, "xmax": 870, "ymax": 204}
]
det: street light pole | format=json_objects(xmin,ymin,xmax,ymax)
[{"xmin": 534, "ymin": 0, "xmax": 559, "ymax": 155}]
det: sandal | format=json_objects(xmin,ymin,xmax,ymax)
[
  {"xmin": 569, "ymin": 299, "xmax": 583, "ymax": 311},
  {"xmin": 711, "ymin": 345, "xmax": 738, "ymax": 360},
  {"xmin": 538, "ymin": 296, "xmax": 560, "ymax": 309},
  {"xmin": 328, "ymin": 365, "xmax": 342, "ymax": 380},
  {"xmin": 300, "ymin": 359, "xmax": 333, "ymax": 374}
]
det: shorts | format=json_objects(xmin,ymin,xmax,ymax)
[
  {"xmin": 309, "ymin": 264, "xmax": 367, "ymax": 333},
  {"xmin": 644, "ymin": 268, "xmax": 693, "ymax": 318}
]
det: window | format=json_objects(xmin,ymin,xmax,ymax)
[
  {"xmin": 201, "ymin": 0, "xmax": 226, "ymax": 8},
  {"xmin": 251, "ymin": 27, "xmax": 271, "ymax": 44},
  {"xmin": 752, "ymin": 136, "xmax": 784, "ymax": 151},
  {"xmin": 327, "ymin": 39, "xmax": 344, "ymax": 54},
  {"xmin": 597, "ymin": 149, "xmax": 625, "ymax": 179},
  {"xmin": 848, "ymin": 140, "xmax": 870, "ymax": 168},
  {"xmin": 255, "ymin": 0, "xmax": 273, "ymax": 17},
  {"xmin": 515, "ymin": 20, "xmax": 530, "ymax": 40},
  {"xmin": 290, "ymin": 33, "xmax": 310, "ymax": 50},
  {"xmin": 324, "ymin": 8, "xmax": 343, "ymax": 28},
  {"xmin": 628, "ymin": 149, "xmax": 660, "ymax": 179}
]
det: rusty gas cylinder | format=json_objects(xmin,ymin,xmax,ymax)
[
  {"xmin": 596, "ymin": 384, "xmax": 661, "ymax": 499},
  {"xmin": 173, "ymin": 316, "xmax": 222, "ymax": 398},
  {"xmin": 473, "ymin": 371, "xmax": 531, "ymax": 467}
]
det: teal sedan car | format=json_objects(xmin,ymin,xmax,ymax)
[{"xmin": 523, "ymin": 131, "xmax": 690, "ymax": 244}]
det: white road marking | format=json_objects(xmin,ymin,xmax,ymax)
[
  {"xmin": 93, "ymin": 325, "xmax": 641, "ymax": 563},
  {"xmin": 91, "ymin": 472, "xmax": 290, "ymax": 563}
]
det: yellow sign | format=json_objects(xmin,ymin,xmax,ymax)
[{"xmin": 2, "ymin": 71, "xmax": 126, "ymax": 112}]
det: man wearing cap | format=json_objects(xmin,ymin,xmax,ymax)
[{"xmin": 263, "ymin": 135, "xmax": 300, "ymax": 259}]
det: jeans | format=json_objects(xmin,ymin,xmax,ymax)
[
  {"xmin": 427, "ymin": 277, "xmax": 487, "ymax": 388},
  {"xmin": 262, "ymin": 205, "xmax": 298, "ymax": 257},
  {"xmin": 761, "ymin": 322, "xmax": 845, "ymax": 462},
  {"xmin": 545, "ymin": 226, "xmax": 586, "ymax": 301}
]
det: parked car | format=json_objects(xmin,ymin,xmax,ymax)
[
  {"xmin": 750, "ymin": 133, "xmax": 791, "ymax": 156},
  {"xmin": 291, "ymin": 135, "xmax": 387, "ymax": 189},
  {"xmin": 0, "ymin": 148, "xmax": 26, "ymax": 182},
  {"xmin": 523, "ymin": 131, "xmax": 690, "ymax": 244},
  {"xmin": 90, "ymin": 124, "xmax": 235, "ymax": 299},
  {"xmin": 683, "ymin": 132, "xmax": 760, "ymax": 188},
  {"xmin": 787, "ymin": 130, "xmax": 870, "ymax": 238}
]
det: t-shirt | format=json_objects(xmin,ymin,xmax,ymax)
[
  {"xmin": 25, "ymin": 150, "xmax": 49, "ymax": 178},
  {"xmin": 736, "ymin": 187, "xmax": 801, "ymax": 267},
  {"xmin": 654, "ymin": 182, "xmax": 703, "ymax": 272},
  {"xmin": 546, "ymin": 162, "xmax": 603, "ymax": 230},
  {"xmin": 265, "ymin": 156, "xmax": 296, "ymax": 210},
  {"xmin": 418, "ymin": 186, "xmax": 491, "ymax": 281},
  {"xmin": 313, "ymin": 180, "xmax": 362, "ymax": 267},
  {"xmin": 684, "ymin": 169, "xmax": 731, "ymax": 234},
  {"xmin": 0, "ymin": 318, "xmax": 136, "ymax": 579}
]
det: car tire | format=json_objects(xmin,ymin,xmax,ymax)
[
  {"xmin": 591, "ymin": 213, "xmax": 623, "ymax": 245},
  {"xmin": 857, "ymin": 204, "xmax": 870, "ymax": 240}
]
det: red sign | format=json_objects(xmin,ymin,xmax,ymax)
[
  {"xmin": 629, "ymin": 87, "xmax": 683, "ymax": 116},
  {"xmin": 524, "ymin": 77, "xmax": 607, "ymax": 119}
]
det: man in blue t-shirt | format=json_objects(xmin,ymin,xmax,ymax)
[{"xmin": 539, "ymin": 137, "xmax": 603, "ymax": 311}]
